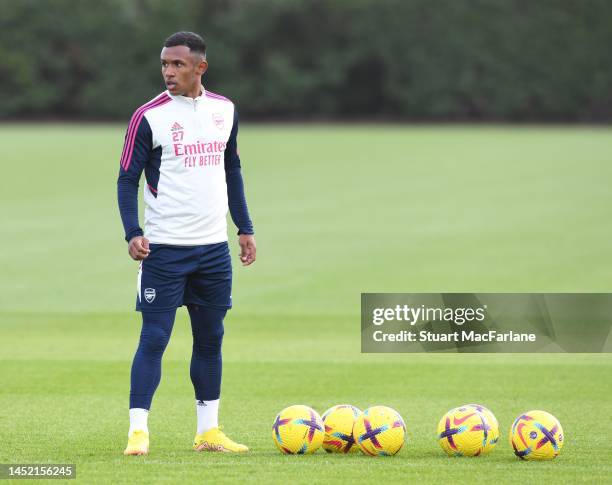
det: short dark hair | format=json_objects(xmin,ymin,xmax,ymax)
[{"xmin": 164, "ymin": 31, "xmax": 207, "ymax": 58}]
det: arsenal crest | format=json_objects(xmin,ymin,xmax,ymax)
[
  {"xmin": 144, "ymin": 288, "xmax": 156, "ymax": 303},
  {"xmin": 212, "ymin": 113, "xmax": 224, "ymax": 130}
]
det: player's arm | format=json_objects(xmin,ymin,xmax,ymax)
[
  {"xmin": 117, "ymin": 115, "xmax": 152, "ymax": 260},
  {"xmin": 224, "ymin": 108, "xmax": 256, "ymax": 266}
]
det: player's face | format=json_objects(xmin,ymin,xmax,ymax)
[{"xmin": 160, "ymin": 46, "xmax": 208, "ymax": 96}]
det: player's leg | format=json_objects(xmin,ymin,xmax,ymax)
[
  {"xmin": 184, "ymin": 242, "xmax": 247, "ymax": 452},
  {"xmin": 188, "ymin": 304, "xmax": 247, "ymax": 452},
  {"xmin": 188, "ymin": 304, "xmax": 225, "ymax": 430},
  {"xmin": 125, "ymin": 244, "xmax": 193, "ymax": 456},
  {"xmin": 129, "ymin": 310, "xmax": 177, "ymax": 423},
  {"xmin": 124, "ymin": 309, "xmax": 176, "ymax": 455}
]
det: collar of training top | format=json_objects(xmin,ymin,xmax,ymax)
[{"xmin": 168, "ymin": 85, "xmax": 206, "ymax": 103}]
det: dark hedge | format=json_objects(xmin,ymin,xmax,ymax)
[{"xmin": 1, "ymin": 0, "xmax": 610, "ymax": 121}]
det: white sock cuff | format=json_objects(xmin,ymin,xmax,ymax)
[
  {"xmin": 196, "ymin": 399, "xmax": 220, "ymax": 434},
  {"xmin": 129, "ymin": 408, "xmax": 149, "ymax": 435}
]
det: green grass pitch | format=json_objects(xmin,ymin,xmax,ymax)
[{"xmin": 1, "ymin": 124, "xmax": 612, "ymax": 483}]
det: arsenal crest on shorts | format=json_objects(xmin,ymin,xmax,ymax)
[
  {"xmin": 144, "ymin": 288, "xmax": 156, "ymax": 303},
  {"xmin": 212, "ymin": 113, "xmax": 224, "ymax": 130}
]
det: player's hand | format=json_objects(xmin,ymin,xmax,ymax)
[
  {"xmin": 128, "ymin": 236, "xmax": 150, "ymax": 261},
  {"xmin": 238, "ymin": 234, "xmax": 256, "ymax": 266}
]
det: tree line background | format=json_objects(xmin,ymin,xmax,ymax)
[{"xmin": 1, "ymin": 0, "xmax": 611, "ymax": 121}]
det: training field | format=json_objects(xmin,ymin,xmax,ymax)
[{"xmin": 1, "ymin": 124, "xmax": 612, "ymax": 483}]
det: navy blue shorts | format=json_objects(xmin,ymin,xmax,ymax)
[{"xmin": 136, "ymin": 242, "xmax": 232, "ymax": 312}]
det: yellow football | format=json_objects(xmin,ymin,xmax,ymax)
[
  {"xmin": 465, "ymin": 404, "xmax": 499, "ymax": 454},
  {"xmin": 322, "ymin": 404, "xmax": 362, "ymax": 453},
  {"xmin": 437, "ymin": 405, "xmax": 490, "ymax": 456},
  {"xmin": 353, "ymin": 405, "xmax": 406, "ymax": 456},
  {"xmin": 272, "ymin": 405, "xmax": 324, "ymax": 454},
  {"xmin": 509, "ymin": 410, "xmax": 564, "ymax": 460}
]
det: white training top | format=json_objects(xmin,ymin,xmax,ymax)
[{"xmin": 118, "ymin": 86, "xmax": 237, "ymax": 245}]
